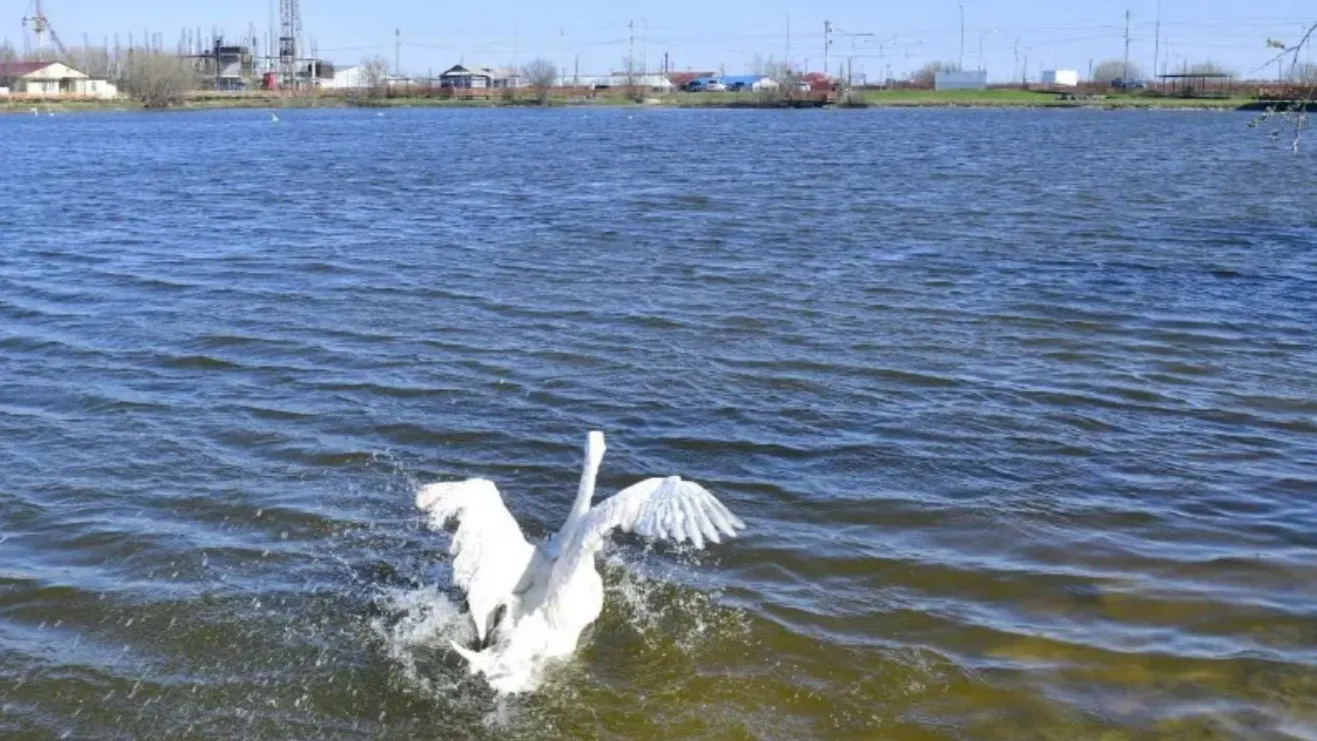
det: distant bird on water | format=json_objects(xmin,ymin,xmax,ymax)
[{"xmin": 416, "ymin": 430, "xmax": 745, "ymax": 693}]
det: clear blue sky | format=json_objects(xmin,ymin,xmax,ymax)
[{"xmin": 7, "ymin": 0, "xmax": 1315, "ymax": 82}]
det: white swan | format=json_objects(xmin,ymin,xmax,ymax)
[{"xmin": 415, "ymin": 430, "xmax": 745, "ymax": 693}]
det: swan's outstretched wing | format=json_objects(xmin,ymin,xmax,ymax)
[
  {"xmin": 416, "ymin": 479, "xmax": 535, "ymax": 643},
  {"xmin": 549, "ymin": 476, "xmax": 745, "ymax": 591}
]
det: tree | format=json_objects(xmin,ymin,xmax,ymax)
[
  {"xmin": 1291, "ymin": 61, "xmax": 1317, "ymax": 84},
  {"xmin": 748, "ymin": 62, "xmax": 797, "ymax": 104},
  {"xmin": 1092, "ymin": 59, "xmax": 1144, "ymax": 82},
  {"xmin": 521, "ymin": 57, "xmax": 556, "ymax": 104},
  {"xmin": 120, "ymin": 51, "xmax": 197, "ymax": 108},
  {"xmin": 1184, "ymin": 60, "xmax": 1231, "ymax": 76},
  {"xmin": 361, "ymin": 55, "xmax": 389, "ymax": 96},
  {"xmin": 912, "ymin": 61, "xmax": 960, "ymax": 86},
  {"xmin": 72, "ymin": 46, "xmax": 114, "ymax": 79},
  {"xmin": 1252, "ymin": 23, "xmax": 1316, "ymax": 152}
]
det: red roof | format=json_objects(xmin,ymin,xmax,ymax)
[{"xmin": 0, "ymin": 61, "xmax": 56, "ymax": 77}]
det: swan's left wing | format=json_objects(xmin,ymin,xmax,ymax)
[
  {"xmin": 416, "ymin": 478, "xmax": 535, "ymax": 643},
  {"xmin": 548, "ymin": 476, "xmax": 745, "ymax": 592}
]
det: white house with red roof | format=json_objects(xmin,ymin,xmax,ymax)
[{"xmin": 0, "ymin": 61, "xmax": 119, "ymax": 99}]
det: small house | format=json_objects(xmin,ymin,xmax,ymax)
[
  {"xmin": 0, "ymin": 61, "xmax": 118, "ymax": 99},
  {"xmin": 438, "ymin": 64, "xmax": 520, "ymax": 89}
]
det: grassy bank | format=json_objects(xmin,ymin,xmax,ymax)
[
  {"xmin": 1, "ymin": 88, "xmax": 1271, "ymax": 114},
  {"xmin": 849, "ymin": 88, "xmax": 1254, "ymax": 109}
]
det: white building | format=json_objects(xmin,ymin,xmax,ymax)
[
  {"xmin": 576, "ymin": 73, "xmax": 674, "ymax": 91},
  {"xmin": 1042, "ymin": 69, "xmax": 1079, "ymax": 87},
  {"xmin": 320, "ymin": 66, "xmax": 366, "ymax": 89},
  {"xmin": 438, "ymin": 64, "xmax": 521, "ymax": 89},
  {"xmin": 0, "ymin": 61, "xmax": 118, "ymax": 99}
]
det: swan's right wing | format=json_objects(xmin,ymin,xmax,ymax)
[
  {"xmin": 416, "ymin": 479, "xmax": 535, "ymax": 643},
  {"xmin": 548, "ymin": 476, "xmax": 745, "ymax": 594}
]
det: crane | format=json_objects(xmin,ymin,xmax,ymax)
[{"xmin": 21, "ymin": 0, "xmax": 69, "ymax": 62}]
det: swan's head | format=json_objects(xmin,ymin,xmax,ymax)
[{"xmin": 585, "ymin": 430, "xmax": 606, "ymax": 466}]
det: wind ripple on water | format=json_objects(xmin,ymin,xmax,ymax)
[{"xmin": 0, "ymin": 108, "xmax": 1315, "ymax": 740}]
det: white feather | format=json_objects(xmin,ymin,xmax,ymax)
[
  {"xmin": 547, "ymin": 476, "xmax": 746, "ymax": 597},
  {"xmin": 415, "ymin": 478, "xmax": 535, "ymax": 643}
]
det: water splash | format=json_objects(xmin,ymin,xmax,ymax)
[
  {"xmin": 368, "ymin": 586, "xmax": 473, "ymax": 698},
  {"xmin": 372, "ymin": 543, "xmax": 749, "ymax": 702},
  {"xmin": 601, "ymin": 543, "xmax": 751, "ymax": 656}
]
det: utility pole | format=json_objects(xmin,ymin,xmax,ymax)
[
  {"xmin": 395, "ymin": 28, "xmax": 400, "ymax": 73},
  {"xmin": 959, "ymin": 4, "xmax": 965, "ymax": 69},
  {"xmin": 1014, "ymin": 37, "xmax": 1020, "ymax": 85},
  {"xmin": 628, "ymin": 19, "xmax": 634, "ymax": 83},
  {"xmin": 785, "ymin": 12, "xmax": 790, "ymax": 70},
  {"xmin": 823, "ymin": 21, "xmax": 831, "ymax": 76},
  {"xmin": 1152, "ymin": 0, "xmax": 1161, "ymax": 78},
  {"xmin": 1122, "ymin": 9, "xmax": 1131, "ymax": 82}
]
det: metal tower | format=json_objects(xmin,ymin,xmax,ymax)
[
  {"xmin": 22, "ymin": 0, "xmax": 68, "ymax": 61},
  {"xmin": 278, "ymin": 0, "xmax": 302, "ymax": 88}
]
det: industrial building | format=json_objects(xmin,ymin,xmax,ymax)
[
  {"xmin": 190, "ymin": 36, "xmax": 256, "ymax": 90},
  {"xmin": 0, "ymin": 61, "xmax": 118, "ymax": 99},
  {"xmin": 1042, "ymin": 69, "xmax": 1079, "ymax": 87},
  {"xmin": 319, "ymin": 65, "xmax": 365, "ymax": 89}
]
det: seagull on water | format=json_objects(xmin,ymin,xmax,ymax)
[{"xmin": 416, "ymin": 430, "xmax": 745, "ymax": 693}]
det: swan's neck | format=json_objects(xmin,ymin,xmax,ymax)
[
  {"xmin": 558, "ymin": 432, "xmax": 604, "ymax": 548},
  {"xmin": 568, "ymin": 455, "xmax": 599, "ymax": 525}
]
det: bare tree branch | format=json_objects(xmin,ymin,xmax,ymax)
[
  {"xmin": 361, "ymin": 55, "xmax": 389, "ymax": 97},
  {"xmin": 120, "ymin": 52, "xmax": 197, "ymax": 108},
  {"xmin": 521, "ymin": 58, "xmax": 556, "ymax": 104},
  {"xmin": 1250, "ymin": 21, "xmax": 1316, "ymax": 152}
]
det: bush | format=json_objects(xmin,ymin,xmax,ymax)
[{"xmin": 121, "ymin": 52, "xmax": 197, "ymax": 108}]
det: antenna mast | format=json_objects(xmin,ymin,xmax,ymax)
[{"xmin": 278, "ymin": 0, "xmax": 303, "ymax": 89}]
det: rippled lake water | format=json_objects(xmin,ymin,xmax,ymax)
[{"xmin": 1, "ymin": 107, "xmax": 1315, "ymax": 740}]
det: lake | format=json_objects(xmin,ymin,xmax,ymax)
[{"xmin": 1, "ymin": 106, "xmax": 1315, "ymax": 740}]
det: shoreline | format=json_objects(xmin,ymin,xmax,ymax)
[{"xmin": 2, "ymin": 91, "xmax": 1299, "ymax": 115}]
